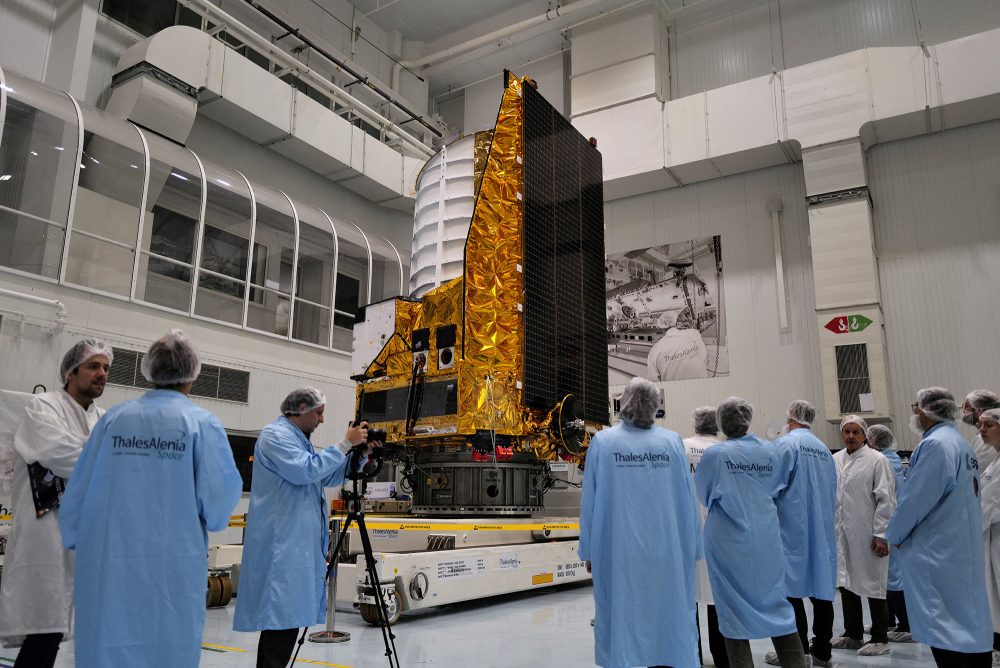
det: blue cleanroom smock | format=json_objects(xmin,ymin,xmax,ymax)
[
  {"xmin": 60, "ymin": 389, "xmax": 243, "ymax": 668},
  {"xmin": 880, "ymin": 448, "xmax": 905, "ymax": 591},
  {"xmin": 233, "ymin": 416, "xmax": 353, "ymax": 631},
  {"xmin": 579, "ymin": 420, "xmax": 701, "ymax": 668},
  {"xmin": 772, "ymin": 428, "xmax": 838, "ymax": 601},
  {"xmin": 695, "ymin": 434, "xmax": 796, "ymax": 640},
  {"xmin": 885, "ymin": 422, "xmax": 992, "ymax": 653}
]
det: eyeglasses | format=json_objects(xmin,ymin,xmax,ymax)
[{"xmin": 911, "ymin": 402, "xmax": 919, "ymax": 414}]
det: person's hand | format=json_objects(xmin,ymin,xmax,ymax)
[
  {"xmin": 346, "ymin": 421, "xmax": 368, "ymax": 446},
  {"xmin": 872, "ymin": 537, "xmax": 889, "ymax": 558},
  {"xmin": 585, "ymin": 560, "xmax": 592, "ymax": 574}
]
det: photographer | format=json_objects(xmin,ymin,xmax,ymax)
[{"xmin": 233, "ymin": 387, "xmax": 372, "ymax": 668}]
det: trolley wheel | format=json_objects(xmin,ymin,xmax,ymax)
[
  {"xmin": 206, "ymin": 573, "xmax": 233, "ymax": 608},
  {"xmin": 360, "ymin": 590, "xmax": 401, "ymax": 626}
]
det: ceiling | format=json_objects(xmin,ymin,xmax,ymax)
[{"xmin": 354, "ymin": 0, "xmax": 540, "ymax": 44}]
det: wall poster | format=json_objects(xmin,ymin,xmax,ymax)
[{"xmin": 606, "ymin": 235, "xmax": 728, "ymax": 385}]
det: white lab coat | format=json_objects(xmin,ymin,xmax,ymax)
[
  {"xmin": 833, "ymin": 445, "xmax": 895, "ymax": 598},
  {"xmin": 683, "ymin": 433, "xmax": 720, "ymax": 605},
  {"xmin": 0, "ymin": 390, "xmax": 102, "ymax": 643},
  {"xmin": 982, "ymin": 456, "xmax": 1000, "ymax": 634},
  {"xmin": 646, "ymin": 328, "xmax": 707, "ymax": 382},
  {"xmin": 973, "ymin": 433, "xmax": 998, "ymax": 471}
]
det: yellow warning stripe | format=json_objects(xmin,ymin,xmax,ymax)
[
  {"xmin": 201, "ymin": 643, "xmax": 352, "ymax": 667},
  {"xmin": 228, "ymin": 520, "xmax": 247, "ymax": 528},
  {"xmin": 362, "ymin": 521, "xmax": 578, "ymax": 532},
  {"xmin": 202, "ymin": 643, "xmax": 248, "ymax": 653}
]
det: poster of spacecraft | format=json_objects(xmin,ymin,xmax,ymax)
[{"xmin": 606, "ymin": 235, "xmax": 729, "ymax": 385}]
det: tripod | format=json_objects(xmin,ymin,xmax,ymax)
[{"xmin": 289, "ymin": 445, "xmax": 400, "ymax": 668}]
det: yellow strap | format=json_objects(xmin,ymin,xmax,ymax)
[{"xmin": 362, "ymin": 521, "xmax": 578, "ymax": 532}]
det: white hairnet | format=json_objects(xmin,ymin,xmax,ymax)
[
  {"xmin": 966, "ymin": 389, "xmax": 1000, "ymax": 412},
  {"xmin": 717, "ymin": 396, "xmax": 753, "ymax": 438},
  {"xmin": 281, "ymin": 387, "xmax": 327, "ymax": 415},
  {"xmin": 867, "ymin": 424, "xmax": 894, "ymax": 451},
  {"xmin": 141, "ymin": 329, "xmax": 201, "ymax": 385},
  {"xmin": 917, "ymin": 386, "xmax": 959, "ymax": 423},
  {"xmin": 787, "ymin": 399, "xmax": 815, "ymax": 428},
  {"xmin": 656, "ymin": 310, "xmax": 678, "ymax": 329},
  {"xmin": 692, "ymin": 405, "xmax": 718, "ymax": 435},
  {"xmin": 980, "ymin": 408, "xmax": 1000, "ymax": 427},
  {"xmin": 60, "ymin": 338, "xmax": 114, "ymax": 384},
  {"xmin": 840, "ymin": 414, "xmax": 868, "ymax": 433},
  {"xmin": 619, "ymin": 377, "xmax": 659, "ymax": 428}
]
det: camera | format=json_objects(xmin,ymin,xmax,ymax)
[{"xmin": 351, "ymin": 420, "xmax": 387, "ymax": 444}]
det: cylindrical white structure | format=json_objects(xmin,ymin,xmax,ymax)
[{"xmin": 409, "ymin": 135, "xmax": 476, "ymax": 298}]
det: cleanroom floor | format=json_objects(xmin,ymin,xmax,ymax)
[{"xmin": 27, "ymin": 583, "xmax": 940, "ymax": 668}]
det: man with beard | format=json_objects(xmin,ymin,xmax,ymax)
[{"xmin": 0, "ymin": 339, "xmax": 113, "ymax": 667}]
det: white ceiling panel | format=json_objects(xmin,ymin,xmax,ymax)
[{"xmin": 354, "ymin": 0, "xmax": 540, "ymax": 43}]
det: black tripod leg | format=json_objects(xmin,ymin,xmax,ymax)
[{"xmin": 356, "ymin": 513, "xmax": 400, "ymax": 668}]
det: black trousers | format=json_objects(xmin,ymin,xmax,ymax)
[
  {"xmin": 886, "ymin": 589, "xmax": 910, "ymax": 632},
  {"xmin": 789, "ymin": 597, "xmax": 834, "ymax": 661},
  {"xmin": 257, "ymin": 628, "xmax": 300, "ymax": 668},
  {"xmin": 14, "ymin": 633, "xmax": 63, "ymax": 668},
  {"xmin": 695, "ymin": 604, "xmax": 730, "ymax": 668},
  {"xmin": 724, "ymin": 632, "xmax": 806, "ymax": 668},
  {"xmin": 839, "ymin": 587, "xmax": 889, "ymax": 644},
  {"xmin": 995, "ymin": 632, "xmax": 1000, "ymax": 652},
  {"xmin": 929, "ymin": 646, "xmax": 992, "ymax": 668}
]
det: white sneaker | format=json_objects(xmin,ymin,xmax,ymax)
[
  {"xmin": 857, "ymin": 642, "xmax": 890, "ymax": 656},
  {"xmin": 831, "ymin": 636, "xmax": 863, "ymax": 650},
  {"xmin": 812, "ymin": 657, "xmax": 836, "ymax": 668},
  {"xmin": 764, "ymin": 651, "xmax": 781, "ymax": 666},
  {"xmin": 886, "ymin": 630, "xmax": 912, "ymax": 642}
]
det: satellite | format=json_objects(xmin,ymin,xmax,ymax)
[{"xmin": 350, "ymin": 72, "xmax": 607, "ymax": 515}]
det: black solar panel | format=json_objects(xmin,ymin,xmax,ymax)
[{"xmin": 522, "ymin": 84, "xmax": 608, "ymax": 424}]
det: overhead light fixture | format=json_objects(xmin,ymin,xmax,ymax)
[{"xmin": 0, "ymin": 174, "xmax": 12, "ymax": 181}]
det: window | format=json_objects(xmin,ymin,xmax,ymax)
[
  {"xmin": 293, "ymin": 205, "xmax": 335, "ymax": 346},
  {"xmin": 0, "ymin": 72, "xmax": 79, "ymax": 279},
  {"xmin": 195, "ymin": 164, "xmax": 253, "ymax": 325},
  {"xmin": 136, "ymin": 132, "xmax": 202, "ymax": 312},
  {"xmin": 334, "ymin": 273, "xmax": 360, "ymax": 329},
  {"xmin": 64, "ymin": 106, "xmax": 145, "ymax": 295},
  {"xmin": 100, "ymin": 0, "xmax": 194, "ymax": 37},
  {"xmin": 245, "ymin": 186, "xmax": 295, "ymax": 337}
]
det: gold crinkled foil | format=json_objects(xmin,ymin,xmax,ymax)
[
  {"xmin": 460, "ymin": 76, "xmax": 524, "ymax": 430},
  {"xmin": 473, "ymin": 129, "xmax": 493, "ymax": 197},
  {"xmin": 353, "ymin": 75, "xmax": 585, "ymax": 463}
]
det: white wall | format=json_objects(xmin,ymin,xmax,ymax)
[
  {"xmin": 0, "ymin": 272, "xmax": 357, "ymax": 447},
  {"xmin": 605, "ymin": 162, "xmax": 839, "ymax": 446},
  {"xmin": 0, "ymin": 0, "xmax": 56, "ymax": 82},
  {"xmin": 667, "ymin": 0, "xmax": 1000, "ymax": 99},
  {"xmin": 867, "ymin": 119, "xmax": 1000, "ymax": 449},
  {"xmin": 462, "ymin": 52, "xmax": 565, "ymax": 134}
]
